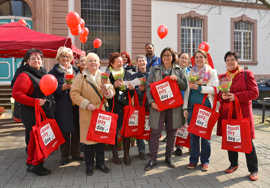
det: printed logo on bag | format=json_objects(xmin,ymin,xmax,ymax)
[
  {"xmin": 176, "ymin": 127, "xmax": 188, "ymax": 139},
  {"xmin": 156, "ymin": 81, "xmax": 173, "ymax": 101},
  {"xmin": 145, "ymin": 115, "xmax": 150, "ymax": 131},
  {"xmin": 128, "ymin": 110, "xmax": 139, "ymax": 126},
  {"xmin": 196, "ymin": 109, "xmax": 211, "ymax": 128},
  {"xmin": 226, "ymin": 124, "xmax": 241, "ymax": 143},
  {"xmin": 95, "ymin": 113, "xmax": 112, "ymax": 133},
  {"xmin": 40, "ymin": 123, "xmax": 56, "ymax": 146}
]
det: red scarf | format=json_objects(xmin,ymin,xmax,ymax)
[{"xmin": 226, "ymin": 66, "xmax": 241, "ymax": 80}]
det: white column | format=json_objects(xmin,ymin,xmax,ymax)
[{"xmin": 68, "ymin": 0, "xmax": 75, "ymax": 43}]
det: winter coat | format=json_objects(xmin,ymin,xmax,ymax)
[
  {"xmin": 49, "ymin": 63, "xmax": 77, "ymax": 133},
  {"xmin": 217, "ymin": 70, "xmax": 258, "ymax": 139},
  {"xmin": 146, "ymin": 64, "xmax": 187, "ymax": 130},
  {"xmin": 70, "ymin": 70, "xmax": 115, "ymax": 145}
]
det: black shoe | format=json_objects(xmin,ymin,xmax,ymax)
[
  {"xmin": 39, "ymin": 163, "xmax": 51, "ymax": 174},
  {"xmin": 165, "ymin": 158, "xmax": 176, "ymax": 168},
  {"xmin": 96, "ymin": 164, "xmax": 110, "ymax": 173},
  {"xmin": 161, "ymin": 137, "xmax": 167, "ymax": 142},
  {"xmin": 60, "ymin": 158, "xmax": 69, "ymax": 165},
  {"xmin": 174, "ymin": 148, "xmax": 183, "ymax": 156},
  {"xmin": 28, "ymin": 164, "xmax": 51, "ymax": 176},
  {"xmin": 144, "ymin": 160, "xmax": 157, "ymax": 171},
  {"xmin": 86, "ymin": 167, "xmax": 94, "ymax": 176},
  {"xmin": 138, "ymin": 152, "xmax": 146, "ymax": 160}
]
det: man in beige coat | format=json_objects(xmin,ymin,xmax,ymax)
[{"xmin": 70, "ymin": 52, "xmax": 115, "ymax": 176}]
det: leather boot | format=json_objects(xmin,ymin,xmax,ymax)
[
  {"xmin": 123, "ymin": 138, "xmax": 131, "ymax": 165},
  {"xmin": 84, "ymin": 145, "xmax": 94, "ymax": 176}
]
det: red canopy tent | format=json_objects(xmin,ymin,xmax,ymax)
[{"xmin": 0, "ymin": 22, "xmax": 83, "ymax": 58}]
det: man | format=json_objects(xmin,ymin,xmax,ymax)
[{"xmin": 145, "ymin": 43, "xmax": 161, "ymax": 72}]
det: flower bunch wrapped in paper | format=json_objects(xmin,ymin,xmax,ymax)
[
  {"xmin": 189, "ymin": 66, "xmax": 210, "ymax": 85},
  {"xmin": 139, "ymin": 77, "xmax": 147, "ymax": 86},
  {"xmin": 218, "ymin": 76, "xmax": 232, "ymax": 93},
  {"xmin": 65, "ymin": 74, "xmax": 74, "ymax": 84},
  {"xmin": 101, "ymin": 72, "xmax": 110, "ymax": 80}
]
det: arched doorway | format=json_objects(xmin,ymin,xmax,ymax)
[{"xmin": 0, "ymin": 0, "xmax": 32, "ymax": 85}]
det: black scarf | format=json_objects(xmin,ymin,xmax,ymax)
[{"xmin": 23, "ymin": 64, "xmax": 47, "ymax": 79}]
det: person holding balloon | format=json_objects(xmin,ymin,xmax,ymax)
[
  {"xmin": 12, "ymin": 49, "xmax": 56, "ymax": 176},
  {"xmin": 49, "ymin": 47, "xmax": 81, "ymax": 165},
  {"xmin": 70, "ymin": 52, "xmax": 115, "ymax": 176}
]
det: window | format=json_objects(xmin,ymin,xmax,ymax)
[
  {"xmin": 231, "ymin": 15, "xmax": 257, "ymax": 64},
  {"xmin": 81, "ymin": 0, "xmax": 120, "ymax": 59},
  {"xmin": 177, "ymin": 11, "xmax": 208, "ymax": 56},
  {"xmin": 0, "ymin": 0, "xmax": 31, "ymax": 17}
]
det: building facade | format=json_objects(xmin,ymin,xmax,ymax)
[{"xmin": 0, "ymin": 0, "xmax": 270, "ymax": 85}]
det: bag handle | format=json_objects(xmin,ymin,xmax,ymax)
[
  {"xmin": 99, "ymin": 97, "xmax": 115, "ymax": 113},
  {"xmin": 35, "ymin": 100, "xmax": 48, "ymax": 127},
  {"xmin": 133, "ymin": 90, "xmax": 147, "ymax": 107},
  {"xmin": 127, "ymin": 91, "xmax": 133, "ymax": 106},
  {"xmin": 228, "ymin": 96, "xmax": 243, "ymax": 120},
  {"xmin": 201, "ymin": 87, "xmax": 218, "ymax": 111}
]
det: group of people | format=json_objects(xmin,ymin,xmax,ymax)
[{"xmin": 11, "ymin": 42, "xmax": 259, "ymax": 181}]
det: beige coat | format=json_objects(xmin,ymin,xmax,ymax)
[{"xmin": 70, "ymin": 70, "xmax": 115, "ymax": 145}]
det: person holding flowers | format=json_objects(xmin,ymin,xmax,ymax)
[
  {"xmin": 144, "ymin": 47, "xmax": 187, "ymax": 171},
  {"xmin": 106, "ymin": 52, "xmax": 133, "ymax": 165},
  {"xmin": 49, "ymin": 47, "xmax": 81, "ymax": 165},
  {"xmin": 186, "ymin": 50, "xmax": 219, "ymax": 171},
  {"xmin": 217, "ymin": 51, "xmax": 259, "ymax": 181},
  {"xmin": 70, "ymin": 52, "xmax": 115, "ymax": 176}
]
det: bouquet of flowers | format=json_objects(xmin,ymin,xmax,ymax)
[
  {"xmin": 65, "ymin": 74, "xmax": 74, "ymax": 84},
  {"xmin": 218, "ymin": 76, "xmax": 232, "ymax": 93},
  {"xmin": 139, "ymin": 77, "xmax": 147, "ymax": 86},
  {"xmin": 101, "ymin": 72, "xmax": 110, "ymax": 80},
  {"xmin": 189, "ymin": 66, "xmax": 210, "ymax": 85}
]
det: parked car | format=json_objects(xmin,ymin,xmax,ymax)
[{"xmin": 253, "ymin": 79, "xmax": 270, "ymax": 106}]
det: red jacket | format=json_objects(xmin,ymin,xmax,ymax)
[
  {"xmin": 217, "ymin": 70, "xmax": 258, "ymax": 139},
  {"xmin": 12, "ymin": 73, "xmax": 39, "ymax": 107}
]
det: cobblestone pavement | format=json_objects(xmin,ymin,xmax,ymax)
[{"xmin": 0, "ymin": 110, "xmax": 269, "ymax": 188}]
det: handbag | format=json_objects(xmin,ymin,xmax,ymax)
[
  {"xmin": 120, "ymin": 91, "xmax": 145, "ymax": 137},
  {"xmin": 175, "ymin": 124, "xmax": 190, "ymax": 148},
  {"xmin": 221, "ymin": 96, "xmax": 252, "ymax": 153},
  {"xmin": 188, "ymin": 87, "xmax": 219, "ymax": 140},
  {"xmin": 32, "ymin": 101, "xmax": 65, "ymax": 159},
  {"xmin": 86, "ymin": 97, "xmax": 118, "ymax": 145},
  {"xmin": 150, "ymin": 76, "xmax": 183, "ymax": 111}
]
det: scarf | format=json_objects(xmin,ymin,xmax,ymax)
[{"xmin": 226, "ymin": 66, "xmax": 241, "ymax": 80}]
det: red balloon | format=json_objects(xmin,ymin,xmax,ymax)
[
  {"xmin": 39, "ymin": 74, "xmax": 58, "ymax": 96},
  {"xmin": 157, "ymin": 25, "xmax": 168, "ymax": 39},
  {"xmin": 93, "ymin": 38, "xmax": 102, "ymax": 48},
  {"xmin": 80, "ymin": 35, "xmax": 87, "ymax": 44},
  {"xmin": 66, "ymin": 11, "xmax": 81, "ymax": 28},
  {"xmin": 80, "ymin": 18, "xmax": 85, "ymax": 29},
  {"xmin": 70, "ymin": 25, "xmax": 81, "ymax": 36},
  {"xmin": 198, "ymin": 41, "xmax": 210, "ymax": 53},
  {"xmin": 81, "ymin": 27, "xmax": 89, "ymax": 37},
  {"xmin": 18, "ymin": 19, "xmax": 27, "ymax": 26}
]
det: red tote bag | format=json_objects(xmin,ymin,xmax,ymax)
[
  {"xmin": 188, "ymin": 88, "xmax": 219, "ymax": 140},
  {"xmin": 221, "ymin": 96, "xmax": 252, "ymax": 154},
  {"xmin": 32, "ymin": 101, "xmax": 65, "ymax": 159},
  {"xmin": 175, "ymin": 124, "xmax": 190, "ymax": 148},
  {"xmin": 121, "ymin": 91, "xmax": 145, "ymax": 137},
  {"xmin": 135, "ymin": 94, "xmax": 151, "ymax": 140},
  {"xmin": 150, "ymin": 76, "xmax": 183, "ymax": 111},
  {"xmin": 87, "ymin": 98, "xmax": 118, "ymax": 145}
]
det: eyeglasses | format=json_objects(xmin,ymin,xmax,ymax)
[
  {"xmin": 61, "ymin": 55, "xmax": 70, "ymax": 59},
  {"xmin": 163, "ymin": 54, "xmax": 172, "ymax": 57}
]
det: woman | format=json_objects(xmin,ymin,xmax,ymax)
[
  {"xmin": 174, "ymin": 52, "xmax": 191, "ymax": 156},
  {"xmin": 12, "ymin": 49, "xmax": 54, "ymax": 176},
  {"xmin": 49, "ymin": 47, "xmax": 81, "ymax": 165},
  {"xmin": 217, "ymin": 51, "xmax": 259, "ymax": 181},
  {"xmin": 186, "ymin": 50, "xmax": 219, "ymax": 171},
  {"xmin": 144, "ymin": 47, "xmax": 187, "ymax": 171},
  {"xmin": 121, "ymin": 51, "xmax": 136, "ymax": 73},
  {"xmin": 70, "ymin": 52, "xmax": 114, "ymax": 176},
  {"xmin": 107, "ymin": 52, "xmax": 133, "ymax": 165},
  {"xmin": 77, "ymin": 55, "xmax": 86, "ymax": 73}
]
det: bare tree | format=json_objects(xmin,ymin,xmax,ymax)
[{"xmin": 258, "ymin": 0, "xmax": 270, "ymax": 8}]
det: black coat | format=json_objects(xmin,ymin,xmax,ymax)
[{"xmin": 49, "ymin": 64, "xmax": 78, "ymax": 133}]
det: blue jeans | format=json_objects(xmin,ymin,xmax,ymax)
[
  {"xmin": 189, "ymin": 133, "xmax": 211, "ymax": 165},
  {"xmin": 136, "ymin": 139, "xmax": 145, "ymax": 153}
]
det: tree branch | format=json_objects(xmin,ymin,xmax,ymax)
[{"xmin": 259, "ymin": 0, "xmax": 270, "ymax": 8}]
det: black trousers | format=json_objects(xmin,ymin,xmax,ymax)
[
  {"xmin": 84, "ymin": 143, "xmax": 105, "ymax": 166},
  {"xmin": 228, "ymin": 140, "xmax": 258, "ymax": 173}
]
